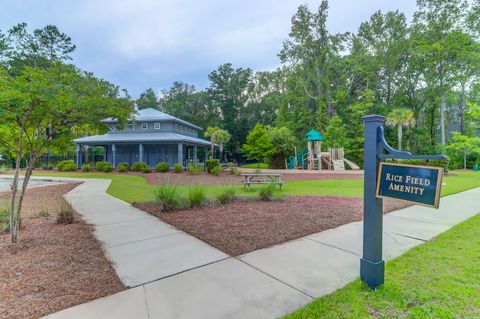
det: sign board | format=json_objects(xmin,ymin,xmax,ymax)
[{"xmin": 376, "ymin": 162, "xmax": 443, "ymax": 208}]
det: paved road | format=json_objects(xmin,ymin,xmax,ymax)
[{"xmin": 34, "ymin": 175, "xmax": 479, "ymax": 319}]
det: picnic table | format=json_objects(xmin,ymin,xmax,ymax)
[{"xmin": 240, "ymin": 173, "xmax": 283, "ymax": 190}]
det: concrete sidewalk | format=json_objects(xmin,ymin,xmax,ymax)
[{"xmin": 40, "ymin": 177, "xmax": 479, "ymax": 319}]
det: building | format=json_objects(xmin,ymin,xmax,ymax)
[{"xmin": 74, "ymin": 108, "xmax": 211, "ymax": 168}]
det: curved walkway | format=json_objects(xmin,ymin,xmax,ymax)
[{"xmin": 33, "ymin": 175, "xmax": 479, "ymax": 319}]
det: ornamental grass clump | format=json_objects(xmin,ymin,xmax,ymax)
[
  {"xmin": 216, "ymin": 188, "xmax": 236, "ymax": 204},
  {"xmin": 0, "ymin": 206, "xmax": 10, "ymax": 233},
  {"xmin": 187, "ymin": 165, "xmax": 202, "ymax": 175},
  {"xmin": 210, "ymin": 165, "xmax": 223, "ymax": 176},
  {"xmin": 57, "ymin": 201, "xmax": 74, "ymax": 224},
  {"xmin": 154, "ymin": 185, "xmax": 179, "ymax": 211},
  {"xmin": 188, "ymin": 186, "xmax": 206, "ymax": 208},
  {"xmin": 258, "ymin": 184, "xmax": 276, "ymax": 201},
  {"xmin": 81, "ymin": 164, "xmax": 93, "ymax": 172}
]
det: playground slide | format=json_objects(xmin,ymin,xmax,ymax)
[
  {"xmin": 344, "ymin": 158, "xmax": 360, "ymax": 170},
  {"xmin": 332, "ymin": 159, "xmax": 345, "ymax": 171}
]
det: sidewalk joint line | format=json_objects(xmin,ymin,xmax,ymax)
[
  {"xmin": 105, "ymin": 231, "xmax": 182, "ymax": 249},
  {"xmin": 235, "ymin": 257, "xmax": 315, "ymax": 300},
  {"xmin": 304, "ymin": 237, "xmax": 361, "ymax": 257}
]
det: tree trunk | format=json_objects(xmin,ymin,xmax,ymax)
[
  {"xmin": 464, "ymin": 150, "xmax": 467, "ymax": 170},
  {"xmin": 397, "ymin": 125, "xmax": 403, "ymax": 152},
  {"xmin": 10, "ymin": 131, "xmax": 23, "ymax": 243},
  {"xmin": 219, "ymin": 143, "xmax": 224, "ymax": 163},
  {"xmin": 210, "ymin": 137, "xmax": 214, "ymax": 160},
  {"xmin": 440, "ymin": 92, "xmax": 446, "ymax": 154}
]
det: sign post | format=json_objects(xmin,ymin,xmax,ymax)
[{"xmin": 360, "ymin": 115, "xmax": 446, "ymax": 289}]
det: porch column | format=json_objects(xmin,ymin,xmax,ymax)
[
  {"xmin": 193, "ymin": 145, "xmax": 198, "ymax": 166},
  {"xmin": 177, "ymin": 143, "xmax": 183, "ymax": 166},
  {"xmin": 139, "ymin": 143, "xmax": 144, "ymax": 163},
  {"xmin": 204, "ymin": 146, "xmax": 208, "ymax": 171},
  {"xmin": 76, "ymin": 144, "xmax": 83, "ymax": 169},
  {"xmin": 112, "ymin": 144, "xmax": 116, "ymax": 168}
]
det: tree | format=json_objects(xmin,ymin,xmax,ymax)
[
  {"xmin": 204, "ymin": 126, "xmax": 231, "ymax": 161},
  {"xmin": 267, "ymin": 126, "xmax": 297, "ymax": 168},
  {"xmin": 0, "ymin": 63, "xmax": 133, "ymax": 243},
  {"xmin": 323, "ymin": 115, "xmax": 349, "ymax": 149},
  {"xmin": 207, "ymin": 63, "xmax": 252, "ymax": 156},
  {"xmin": 136, "ymin": 88, "xmax": 159, "ymax": 110},
  {"xmin": 241, "ymin": 123, "xmax": 275, "ymax": 166},
  {"xmin": 386, "ymin": 108, "xmax": 415, "ymax": 152},
  {"xmin": 447, "ymin": 132, "xmax": 480, "ymax": 169}
]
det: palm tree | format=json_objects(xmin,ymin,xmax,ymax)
[
  {"xmin": 386, "ymin": 108, "xmax": 415, "ymax": 152},
  {"xmin": 214, "ymin": 129, "xmax": 231, "ymax": 162},
  {"xmin": 205, "ymin": 127, "xmax": 231, "ymax": 161}
]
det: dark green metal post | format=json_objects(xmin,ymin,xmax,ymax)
[{"xmin": 360, "ymin": 115, "xmax": 385, "ymax": 289}]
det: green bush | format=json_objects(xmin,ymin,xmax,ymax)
[
  {"xmin": 60, "ymin": 162, "xmax": 77, "ymax": 172},
  {"xmin": 117, "ymin": 162, "xmax": 130, "ymax": 172},
  {"xmin": 210, "ymin": 165, "xmax": 223, "ymax": 176},
  {"xmin": 142, "ymin": 166, "xmax": 152, "ymax": 173},
  {"xmin": 173, "ymin": 163, "xmax": 183, "ymax": 173},
  {"xmin": 188, "ymin": 186, "xmax": 206, "ymax": 207},
  {"xmin": 228, "ymin": 163, "xmax": 239, "ymax": 176},
  {"xmin": 57, "ymin": 201, "xmax": 74, "ymax": 224},
  {"xmin": 0, "ymin": 206, "xmax": 9, "ymax": 233},
  {"xmin": 81, "ymin": 164, "xmax": 93, "ymax": 172},
  {"xmin": 205, "ymin": 159, "xmax": 220, "ymax": 173},
  {"xmin": 217, "ymin": 188, "xmax": 235, "ymax": 204},
  {"xmin": 95, "ymin": 161, "xmax": 113, "ymax": 172},
  {"xmin": 132, "ymin": 162, "xmax": 149, "ymax": 172},
  {"xmin": 392, "ymin": 159, "xmax": 450, "ymax": 173},
  {"xmin": 155, "ymin": 162, "xmax": 170, "ymax": 173},
  {"xmin": 187, "ymin": 165, "xmax": 202, "ymax": 175},
  {"xmin": 58, "ymin": 160, "xmax": 76, "ymax": 171},
  {"xmin": 258, "ymin": 184, "xmax": 275, "ymax": 201},
  {"xmin": 154, "ymin": 185, "xmax": 179, "ymax": 211}
]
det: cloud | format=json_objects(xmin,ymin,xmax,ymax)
[{"xmin": 0, "ymin": 0, "xmax": 418, "ymax": 97}]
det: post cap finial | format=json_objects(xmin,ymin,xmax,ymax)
[{"xmin": 362, "ymin": 114, "xmax": 386, "ymax": 123}]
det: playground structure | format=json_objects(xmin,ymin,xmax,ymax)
[{"xmin": 287, "ymin": 129, "xmax": 360, "ymax": 171}]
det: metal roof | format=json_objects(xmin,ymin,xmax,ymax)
[
  {"xmin": 305, "ymin": 129, "xmax": 324, "ymax": 141},
  {"xmin": 104, "ymin": 108, "xmax": 203, "ymax": 130},
  {"xmin": 74, "ymin": 132, "xmax": 211, "ymax": 146}
]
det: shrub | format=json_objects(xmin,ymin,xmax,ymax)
[
  {"xmin": 81, "ymin": 164, "xmax": 93, "ymax": 172},
  {"xmin": 154, "ymin": 185, "xmax": 179, "ymax": 211},
  {"xmin": 117, "ymin": 162, "xmax": 130, "ymax": 172},
  {"xmin": 132, "ymin": 161, "xmax": 149, "ymax": 172},
  {"xmin": 188, "ymin": 186, "xmax": 206, "ymax": 207},
  {"xmin": 95, "ymin": 161, "xmax": 113, "ymax": 172},
  {"xmin": 57, "ymin": 160, "xmax": 75, "ymax": 171},
  {"xmin": 187, "ymin": 165, "xmax": 202, "ymax": 175},
  {"xmin": 210, "ymin": 165, "xmax": 223, "ymax": 176},
  {"xmin": 155, "ymin": 162, "xmax": 170, "ymax": 173},
  {"xmin": 173, "ymin": 163, "xmax": 183, "ymax": 173},
  {"xmin": 217, "ymin": 188, "xmax": 235, "ymax": 204},
  {"xmin": 57, "ymin": 160, "xmax": 76, "ymax": 171},
  {"xmin": 258, "ymin": 184, "xmax": 275, "ymax": 201},
  {"xmin": 228, "ymin": 163, "xmax": 239, "ymax": 176},
  {"xmin": 57, "ymin": 201, "xmax": 74, "ymax": 224},
  {"xmin": 205, "ymin": 159, "xmax": 220, "ymax": 173},
  {"xmin": 0, "ymin": 207, "xmax": 9, "ymax": 233},
  {"xmin": 142, "ymin": 166, "xmax": 152, "ymax": 173}
]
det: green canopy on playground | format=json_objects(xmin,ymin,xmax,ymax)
[{"xmin": 305, "ymin": 129, "xmax": 324, "ymax": 141}]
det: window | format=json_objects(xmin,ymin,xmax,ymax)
[
  {"xmin": 175, "ymin": 124, "xmax": 179, "ymax": 131},
  {"xmin": 128, "ymin": 124, "xmax": 135, "ymax": 131},
  {"xmin": 141, "ymin": 123, "xmax": 148, "ymax": 130},
  {"xmin": 154, "ymin": 123, "xmax": 161, "ymax": 130},
  {"xmin": 109, "ymin": 125, "xmax": 116, "ymax": 132}
]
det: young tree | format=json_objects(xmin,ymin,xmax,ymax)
[
  {"xmin": 267, "ymin": 126, "xmax": 297, "ymax": 168},
  {"xmin": 136, "ymin": 88, "xmax": 159, "ymax": 110},
  {"xmin": 0, "ymin": 64, "xmax": 133, "ymax": 243},
  {"xmin": 447, "ymin": 132, "xmax": 480, "ymax": 169},
  {"xmin": 323, "ymin": 115, "xmax": 349, "ymax": 149},
  {"xmin": 386, "ymin": 108, "xmax": 416, "ymax": 152},
  {"xmin": 241, "ymin": 123, "xmax": 275, "ymax": 166}
]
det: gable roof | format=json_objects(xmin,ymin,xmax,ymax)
[
  {"xmin": 74, "ymin": 132, "xmax": 210, "ymax": 146},
  {"xmin": 104, "ymin": 108, "xmax": 202, "ymax": 130},
  {"xmin": 305, "ymin": 129, "xmax": 324, "ymax": 141}
]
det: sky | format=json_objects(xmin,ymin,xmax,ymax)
[{"xmin": 0, "ymin": 0, "xmax": 417, "ymax": 98}]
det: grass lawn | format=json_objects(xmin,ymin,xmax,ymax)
[
  {"xmin": 240, "ymin": 162, "xmax": 269, "ymax": 169},
  {"xmin": 284, "ymin": 212, "xmax": 480, "ymax": 319},
  {"xmin": 31, "ymin": 170, "xmax": 479, "ymax": 203}
]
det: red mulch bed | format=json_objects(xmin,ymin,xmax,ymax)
[
  {"xmin": 0, "ymin": 184, "xmax": 124, "ymax": 319},
  {"xmin": 134, "ymin": 196, "xmax": 410, "ymax": 256}
]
